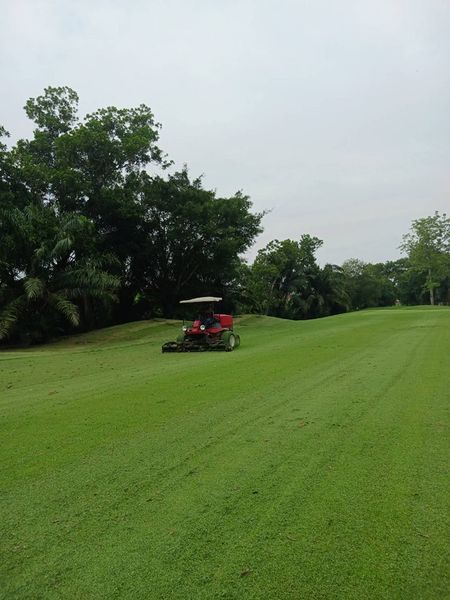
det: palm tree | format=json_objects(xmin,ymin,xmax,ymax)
[
  {"xmin": 0, "ymin": 205, "xmax": 119, "ymax": 342},
  {"xmin": 307, "ymin": 264, "xmax": 351, "ymax": 317}
]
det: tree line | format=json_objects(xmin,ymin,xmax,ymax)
[
  {"xmin": 238, "ymin": 219, "xmax": 449, "ymax": 320},
  {"xmin": 1, "ymin": 87, "xmax": 449, "ymax": 344}
]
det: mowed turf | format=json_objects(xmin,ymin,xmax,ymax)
[{"xmin": 1, "ymin": 308, "xmax": 449, "ymax": 600}]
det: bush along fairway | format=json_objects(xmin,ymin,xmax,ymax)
[{"xmin": 1, "ymin": 308, "xmax": 449, "ymax": 599}]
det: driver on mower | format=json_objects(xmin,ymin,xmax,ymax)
[{"xmin": 199, "ymin": 305, "xmax": 220, "ymax": 329}]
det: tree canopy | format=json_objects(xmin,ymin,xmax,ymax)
[{"xmin": 400, "ymin": 212, "xmax": 450, "ymax": 305}]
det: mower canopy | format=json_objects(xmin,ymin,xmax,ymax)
[{"xmin": 179, "ymin": 296, "xmax": 222, "ymax": 304}]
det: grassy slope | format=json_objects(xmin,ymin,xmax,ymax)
[{"xmin": 1, "ymin": 308, "xmax": 449, "ymax": 600}]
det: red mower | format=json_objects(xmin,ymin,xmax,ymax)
[{"xmin": 162, "ymin": 296, "xmax": 240, "ymax": 352}]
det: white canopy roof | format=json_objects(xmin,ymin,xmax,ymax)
[{"xmin": 179, "ymin": 296, "xmax": 222, "ymax": 304}]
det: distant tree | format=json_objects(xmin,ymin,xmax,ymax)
[
  {"xmin": 308, "ymin": 264, "xmax": 350, "ymax": 317},
  {"xmin": 341, "ymin": 259, "xmax": 374, "ymax": 309},
  {"xmin": 364, "ymin": 263, "xmax": 396, "ymax": 306},
  {"xmin": 381, "ymin": 258, "xmax": 426, "ymax": 305},
  {"xmin": 400, "ymin": 212, "xmax": 450, "ymax": 305},
  {"xmin": 243, "ymin": 236, "xmax": 324, "ymax": 318},
  {"xmin": 341, "ymin": 259, "xmax": 395, "ymax": 309},
  {"xmin": 396, "ymin": 266, "xmax": 428, "ymax": 305}
]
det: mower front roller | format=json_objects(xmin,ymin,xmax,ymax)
[
  {"xmin": 161, "ymin": 335, "xmax": 235, "ymax": 353},
  {"xmin": 161, "ymin": 341, "xmax": 181, "ymax": 353}
]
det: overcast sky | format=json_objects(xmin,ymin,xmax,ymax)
[{"xmin": 1, "ymin": 0, "xmax": 449, "ymax": 264}]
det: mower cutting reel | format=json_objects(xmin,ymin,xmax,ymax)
[{"xmin": 162, "ymin": 296, "xmax": 241, "ymax": 353}]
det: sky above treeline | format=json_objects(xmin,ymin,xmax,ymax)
[{"xmin": 1, "ymin": 0, "xmax": 449, "ymax": 264}]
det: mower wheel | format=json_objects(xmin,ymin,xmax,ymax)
[
  {"xmin": 222, "ymin": 331, "xmax": 236, "ymax": 351},
  {"xmin": 234, "ymin": 334, "xmax": 241, "ymax": 348}
]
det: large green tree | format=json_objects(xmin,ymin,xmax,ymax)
[
  {"xmin": 400, "ymin": 212, "xmax": 450, "ymax": 305},
  {"xmin": 13, "ymin": 88, "xmax": 168, "ymax": 300},
  {"xmin": 139, "ymin": 169, "xmax": 263, "ymax": 317}
]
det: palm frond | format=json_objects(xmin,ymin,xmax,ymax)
[
  {"xmin": 48, "ymin": 294, "xmax": 80, "ymax": 326},
  {"xmin": 24, "ymin": 277, "xmax": 45, "ymax": 300},
  {"xmin": 0, "ymin": 296, "xmax": 26, "ymax": 340},
  {"xmin": 51, "ymin": 236, "xmax": 73, "ymax": 258},
  {"xmin": 0, "ymin": 206, "xmax": 25, "ymax": 229},
  {"xmin": 82, "ymin": 253, "xmax": 121, "ymax": 270},
  {"xmin": 64, "ymin": 287, "xmax": 117, "ymax": 302},
  {"xmin": 34, "ymin": 243, "xmax": 48, "ymax": 260},
  {"xmin": 61, "ymin": 267, "xmax": 120, "ymax": 292},
  {"xmin": 60, "ymin": 213, "xmax": 93, "ymax": 235}
]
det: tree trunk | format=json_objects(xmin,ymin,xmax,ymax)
[
  {"xmin": 428, "ymin": 269, "xmax": 435, "ymax": 305},
  {"xmin": 116, "ymin": 286, "xmax": 138, "ymax": 323}
]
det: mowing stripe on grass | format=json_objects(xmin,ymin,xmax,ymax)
[{"xmin": 1, "ymin": 308, "xmax": 449, "ymax": 599}]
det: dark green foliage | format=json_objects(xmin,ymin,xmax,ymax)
[
  {"xmin": 1, "ymin": 86, "xmax": 448, "ymax": 342},
  {"xmin": 24, "ymin": 86, "xmax": 79, "ymax": 136},
  {"xmin": 0, "ymin": 87, "xmax": 262, "ymax": 342},
  {"xmin": 0, "ymin": 204, "xmax": 119, "ymax": 343},
  {"xmin": 340, "ymin": 259, "xmax": 396, "ymax": 310},
  {"xmin": 139, "ymin": 169, "xmax": 263, "ymax": 317},
  {"xmin": 239, "ymin": 237, "xmax": 350, "ymax": 319},
  {"xmin": 240, "ymin": 236, "xmax": 325, "ymax": 318}
]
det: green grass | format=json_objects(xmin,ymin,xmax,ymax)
[{"xmin": 1, "ymin": 308, "xmax": 449, "ymax": 599}]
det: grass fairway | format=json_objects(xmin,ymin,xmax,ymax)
[{"xmin": 1, "ymin": 308, "xmax": 449, "ymax": 599}]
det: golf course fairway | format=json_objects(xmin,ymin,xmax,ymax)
[{"xmin": 1, "ymin": 307, "xmax": 449, "ymax": 600}]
